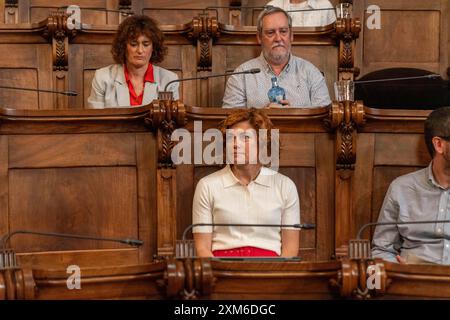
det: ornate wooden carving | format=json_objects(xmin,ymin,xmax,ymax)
[
  {"xmin": 330, "ymin": 259, "xmax": 386, "ymax": 299},
  {"xmin": 0, "ymin": 268, "xmax": 36, "ymax": 300},
  {"xmin": 328, "ymin": 5, "xmax": 362, "ymax": 256},
  {"xmin": 148, "ymin": 99, "xmax": 187, "ymax": 166},
  {"xmin": 327, "ymin": 101, "xmax": 365, "ymax": 258},
  {"xmin": 3, "ymin": 263, "xmax": 167, "ymax": 300},
  {"xmin": 327, "ymin": 100, "xmax": 365, "ymax": 169},
  {"xmin": 145, "ymin": 99, "xmax": 186, "ymax": 258},
  {"xmin": 4, "ymin": 0, "xmax": 18, "ymax": 24},
  {"xmin": 164, "ymin": 258, "xmax": 215, "ymax": 299},
  {"xmin": 165, "ymin": 257, "xmax": 389, "ymax": 300},
  {"xmin": 187, "ymin": 15, "xmax": 220, "ymax": 71},
  {"xmin": 335, "ymin": 17, "xmax": 361, "ymax": 80},
  {"xmin": 43, "ymin": 12, "xmax": 77, "ymax": 71},
  {"xmin": 164, "ymin": 259, "xmax": 186, "ymax": 298}
]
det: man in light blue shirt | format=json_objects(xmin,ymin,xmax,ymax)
[
  {"xmin": 222, "ymin": 6, "xmax": 331, "ymax": 108},
  {"xmin": 372, "ymin": 107, "xmax": 450, "ymax": 265}
]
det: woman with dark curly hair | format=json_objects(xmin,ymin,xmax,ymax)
[{"xmin": 88, "ymin": 15, "xmax": 179, "ymax": 108}]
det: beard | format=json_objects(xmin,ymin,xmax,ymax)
[{"xmin": 263, "ymin": 44, "xmax": 291, "ymax": 65}]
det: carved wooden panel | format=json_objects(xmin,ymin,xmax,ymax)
[
  {"xmin": 356, "ymin": 0, "xmax": 448, "ymax": 77},
  {"xmin": 8, "ymin": 133, "xmax": 136, "ymax": 167},
  {"xmin": 9, "ymin": 167, "xmax": 138, "ymax": 251},
  {"xmin": 0, "ymin": 109, "xmax": 158, "ymax": 268},
  {"xmin": 0, "ymin": 44, "xmax": 54, "ymax": 110},
  {"xmin": 374, "ymin": 134, "xmax": 430, "ymax": 166},
  {"xmin": 279, "ymin": 133, "xmax": 315, "ymax": 166},
  {"xmin": 364, "ymin": 11, "xmax": 439, "ymax": 63},
  {"xmin": 0, "ymin": 69, "xmax": 39, "ymax": 109},
  {"xmin": 7, "ymin": 133, "xmax": 139, "ymax": 254}
]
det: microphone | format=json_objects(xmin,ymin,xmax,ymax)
[
  {"xmin": 286, "ymin": 8, "xmax": 337, "ymax": 13},
  {"xmin": 57, "ymin": 6, "xmax": 134, "ymax": 15},
  {"xmin": 0, "ymin": 85, "xmax": 78, "ymax": 96},
  {"xmin": 1, "ymin": 230, "xmax": 143, "ymax": 249},
  {"xmin": 349, "ymin": 219, "xmax": 450, "ymax": 260},
  {"xmin": 163, "ymin": 68, "xmax": 261, "ymax": 92},
  {"xmin": 176, "ymin": 222, "xmax": 314, "ymax": 260},
  {"xmin": 205, "ymin": 5, "xmax": 272, "ymax": 10},
  {"xmin": 182, "ymin": 222, "xmax": 315, "ymax": 241},
  {"xmin": 203, "ymin": 5, "xmax": 273, "ymax": 14},
  {"xmin": 149, "ymin": 5, "xmax": 272, "ymax": 21},
  {"xmin": 0, "ymin": 230, "xmax": 143, "ymax": 269},
  {"xmin": 356, "ymin": 219, "xmax": 450, "ymax": 240},
  {"xmin": 354, "ymin": 74, "xmax": 441, "ymax": 84},
  {"xmin": 203, "ymin": 5, "xmax": 336, "ymax": 13}
]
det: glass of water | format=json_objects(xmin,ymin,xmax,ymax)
[{"xmin": 334, "ymin": 80, "xmax": 355, "ymax": 101}]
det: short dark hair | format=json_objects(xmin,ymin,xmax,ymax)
[
  {"xmin": 424, "ymin": 107, "xmax": 450, "ymax": 157},
  {"xmin": 111, "ymin": 15, "xmax": 167, "ymax": 65}
]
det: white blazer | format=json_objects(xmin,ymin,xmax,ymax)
[{"xmin": 87, "ymin": 64, "xmax": 180, "ymax": 108}]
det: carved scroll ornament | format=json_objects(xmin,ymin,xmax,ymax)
[
  {"xmin": 335, "ymin": 16, "xmax": 361, "ymax": 80},
  {"xmin": 42, "ymin": 12, "xmax": 77, "ymax": 71},
  {"xmin": 326, "ymin": 101, "xmax": 365, "ymax": 169},
  {"xmin": 146, "ymin": 100, "xmax": 187, "ymax": 166},
  {"xmin": 187, "ymin": 15, "xmax": 220, "ymax": 71}
]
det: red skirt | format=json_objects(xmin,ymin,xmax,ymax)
[{"xmin": 213, "ymin": 246, "xmax": 278, "ymax": 257}]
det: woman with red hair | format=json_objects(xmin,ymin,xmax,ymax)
[{"xmin": 192, "ymin": 108, "xmax": 300, "ymax": 257}]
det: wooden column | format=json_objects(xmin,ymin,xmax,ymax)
[
  {"xmin": 333, "ymin": 9, "xmax": 362, "ymax": 258},
  {"xmin": 149, "ymin": 99, "xmax": 187, "ymax": 258},
  {"xmin": 156, "ymin": 168, "xmax": 178, "ymax": 257},
  {"xmin": 43, "ymin": 12, "xmax": 77, "ymax": 109},
  {"xmin": 327, "ymin": 100, "xmax": 365, "ymax": 258}
]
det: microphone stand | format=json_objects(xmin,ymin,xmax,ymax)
[
  {"xmin": 158, "ymin": 69, "xmax": 261, "ymax": 101},
  {"xmin": 348, "ymin": 219, "xmax": 450, "ymax": 260},
  {"xmin": 173, "ymin": 222, "xmax": 315, "ymax": 260},
  {"xmin": 182, "ymin": 222, "xmax": 315, "ymax": 241},
  {"xmin": 0, "ymin": 85, "xmax": 77, "ymax": 96},
  {"xmin": 0, "ymin": 230, "xmax": 143, "ymax": 270}
]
